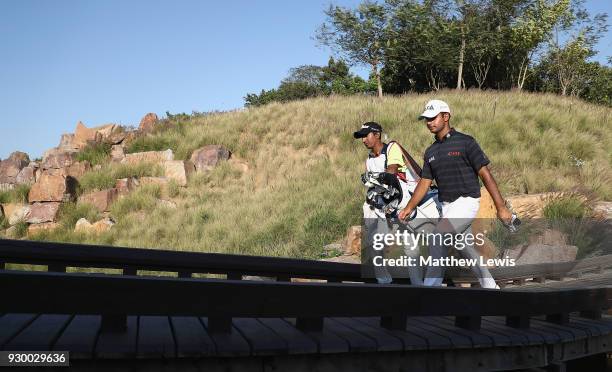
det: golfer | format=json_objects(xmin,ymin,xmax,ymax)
[{"xmin": 398, "ymin": 100, "xmax": 512, "ymax": 289}]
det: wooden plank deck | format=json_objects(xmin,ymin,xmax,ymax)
[{"xmin": 2, "ymin": 313, "xmax": 611, "ymax": 359}]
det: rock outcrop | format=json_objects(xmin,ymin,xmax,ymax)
[
  {"xmin": 139, "ymin": 113, "xmax": 159, "ymax": 132},
  {"xmin": 121, "ymin": 149, "xmax": 174, "ymax": 165},
  {"xmin": 79, "ymin": 188, "xmax": 118, "ymax": 212},
  {"xmin": 28, "ymin": 174, "xmax": 76, "ymax": 202},
  {"xmin": 190, "ymin": 145, "xmax": 230, "ymax": 172},
  {"xmin": 163, "ymin": 160, "xmax": 194, "ymax": 186},
  {"xmin": 0, "ymin": 151, "xmax": 30, "ymax": 184},
  {"xmin": 26, "ymin": 202, "xmax": 61, "ymax": 224}
]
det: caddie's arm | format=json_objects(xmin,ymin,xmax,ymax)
[
  {"xmin": 398, "ymin": 178, "xmax": 432, "ymax": 220},
  {"xmin": 478, "ymin": 166, "xmax": 512, "ymax": 223}
]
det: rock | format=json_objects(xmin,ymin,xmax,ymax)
[
  {"xmin": 2, "ymin": 203, "xmax": 31, "ymax": 225},
  {"xmin": 111, "ymin": 145, "xmax": 125, "ymax": 162},
  {"xmin": 26, "ymin": 202, "xmax": 61, "ymax": 224},
  {"xmin": 79, "ymin": 188, "xmax": 118, "ymax": 212},
  {"xmin": 138, "ymin": 177, "xmax": 169, "ymax": 187},
  {"xmin": 107, "ymin": 131, "xmax": 127, "ymax": 145},
  {"xmin": 29, "ymin": 174, "xmax": 76, "ymax": 202},
  {"xmin": 75, "ymin": 218, "xmax": 93, "ymax": 232},
  {"xmin": 75, "ymin": 217, "xmax": 114, "ymax": 234},
  {"xmin": 190, "ymin": 145, "xmax": 231, "ymax": 172},
  {"xmin": 41, "ymin": 161, "xmax": 91, "ymax": 180},
  {"xmin": 474, "ymin": 187, "xmax": 497, "ymax": 234},
  {"xmin": 27, "ymin": 222, "xmax": 59, "ymax": 236},
  {"xmin": 529, "ymin": 229, "xmax": 568, "ymax": 246},
  {"xmin": 58, "ymin": 133, "xmax": 81, "ymax": 151},
  {"xmin": 92, "ymin": 217, "xmax": 114, "ymax": 234},
  {"xmin": 157, "ymin": 199, "xmax": 177, "ymax": 209},
  {"xmin": 593, "ymin": 202, "xmax": 612, "ymax": 220},
  {"xmin": 74, "ymin": 121, "xmax": 102, "ymax": 146},
  {"xmin": 320, "ymin": 254, "xmax": 361, "ymax": 264},
  {"xmin": 41, "ymin": 148, "xmax": 77, "ymax": 169},
  {"xmin": 92, "ymin": 123, "xmax": 117, "ymax": 140},
  {"xmin": 139, "ymin": 113, "xmax": 159, "ymax": 132},
  {"xmin": 474, "ymin": 235, "xmax": 498, "ymax": 264},
  {"xmin": 163, "ymin": 160, "xmax": 193, "ymax": 186},
  {"xmin": 504, "ymin": 243, "xmax": 578, "ymax": 265},
  {"xmin": 15, "ymin": 165, "xmax": 36, "ymax": 185},
  {"xmin": 121, "ymin": 149, "xmax": 174, "ymax": 165},
  {"xmin": 343, "ymin": 225, "xmax": 362, "ymax": 256},
  {"xmin": 0, "ymin": 151, "xmax": 30, "ymax": 183},
  {"xmin": 115, "ymin": 177, "xmax": 139, "ymax": 197},
  {"xmin": 506, "ymin": 192, "xmax": 587, "ymax": 219}
]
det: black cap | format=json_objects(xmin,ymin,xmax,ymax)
[{"xmin": 353, "ymin": 122, "xmax": 383, "ymax": 138}]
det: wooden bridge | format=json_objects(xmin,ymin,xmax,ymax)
[{"xmin": 1, "ymin": 238, "xmax": 612, "ymax": 371}]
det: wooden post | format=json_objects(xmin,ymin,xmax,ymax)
[
  {"xmin": 123, "ymin": 268, "xmax": 137, "ymax": 276},
  {"xmin": 277, "ymin": 275, "xmax": 291, "ymax": 282},
  {"xmin": 455, "ymin": 315, "xmax": 481, "ymax": 330},
  {"xmin": 208, "ymin": 316, "xmax": 232, "ymax": 333},
  {"xmin": 546, "ymin": 313, "xmax": 569, "ymax": 325},
  {"xmin": 101, "ymin": 314, "xmax": 127, "ymax": 332},
  {"xmin": 506, "ymin": 315, "xmax": 530, "ymax": 329},
  {"xmin": 296, "ymin": 317, "xmax": 324, "ymax": 332},
  {"xmin": 380, "ymin": 314, "xmax": 407, "ymax": 330},
  {"xmin": 227, "ymin": 273, "xmax": 242, "ymax": 280},
  {"xmin": 178, "ymin": 271, "xmax": 192, "ymax": 278}
]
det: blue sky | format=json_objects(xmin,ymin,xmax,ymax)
[{"xmin": 0, "ymin": 0, "xmax": 610, "ymax": 160}]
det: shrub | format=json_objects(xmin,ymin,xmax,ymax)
[
  {"xmin": 75, "ymin": 143, "xmax": 112, "ymax": 166},
  {"xmin": 543, "ymin": 197, "xmax": 587, "ymax": 220},
  {"xmin": 0, "ymin": 185, "xmax": 31, "ymax": 204},
  {"xmin": 57, "ymin": 202, "xmax": 101, "ymax": 229},
  {"xmin": 126, "ymin": 136, "xmax": 177, "ymax": 154},
  {"xmin": 78, "ymin": 163, "xmax": 163, "ymax": 194}
]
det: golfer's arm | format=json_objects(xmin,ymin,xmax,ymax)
[
  {"xmin": 404, "ymin": 178, "xmax": 432, "ymax": 211},
  {"xmin": 478, "ymin": 166, "xmax": 505, "ymax": 210},
  {"xmin": 386, "ymin": 164, "xmax": 399, "ymax": 174}
]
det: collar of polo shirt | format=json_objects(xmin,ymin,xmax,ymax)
[{"xmin": 435, "ymin": 128, "xmax": 456, "ymax": 142}]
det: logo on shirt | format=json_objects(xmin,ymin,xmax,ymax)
[
  {"xmin": 448, "ymin": 151, "xmax": 461, "ymax": 156},
  {"xmin": 428, "ymin": 155, "xmax": 435, "ymax": 162}
]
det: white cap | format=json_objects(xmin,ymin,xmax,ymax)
[{"xmin": 419, "ymin": 99, "xmax": 451, "ymax": 119}]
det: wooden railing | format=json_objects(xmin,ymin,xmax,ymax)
[{"xmin": 0, "ymin": 238, "xmax": 610, "ymax": 335}]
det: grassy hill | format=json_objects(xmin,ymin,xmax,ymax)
[{"xmin": 29, "ymin": 91, "xmax": 612, "ymax": 258}]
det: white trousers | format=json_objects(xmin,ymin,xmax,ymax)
[
  {"xmin": 363, "ymin": 203, "xmax": 423, "ymax": 285},
  {"xmin": 423, "ymin": 196, "xmax": 497, "ymax": 289}
]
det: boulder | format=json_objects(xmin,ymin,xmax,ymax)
[
  {"xmin": 190, "ymin": 145, "xmax": 231, "ymax": 172},
  {"xmin": 504, "ymin": 243, "xmax": 578, "ymax": 265},
  {"xmin": 529, "ymin": 229, "xmax": 568, "ymax": 246},
  {"xmin": 139, "ymin": 113, "xmax": 159, "ymax": 132},
  {"xmin": 506, "ymin": 192, "xmax": 587, "ymax": 219},
  {"xmin": 41, "ymin": 161, "xmax": 90, "ymax": 180},
  {"xmin": 115, "ymin": 177, "xmax": 139, "ymax": 197},
  {"xmin": 29, "ymin": 174, "xmax": 76, "ymax": 202},
  {"xmin": 58, "ymin": 133, "xmax": 81, "ymax": 151},
  {"xmin": 474, "ymin": 187, "xmax": 497, "ymax": 234},
  {"xmin": 343, "ymin": 225, "xmax": 362, "ymax": 256},
  {"xmin": 111, "ymin": 145, "xmax": 125, "ymax": 162},
  {"xmin": 92, "ymin": 123, "xmax": 117, "ymax": 140},
  {"xmin": 92, "ymin": 218, "xmax": 114, "ymax": 234},
  {"xmin": 593, "ymin": 202, "xmax": 612, "ymax": 220},
  {"xmin": 26, "ymin": 202, "xmax": 61, "ymax": 224},
  {"xmin": 0, "ymin": 151, "xmax": 30, "ymax": 184},
  {"xmin": 75, "ymin": 218, "xmax": 93, "ymax": 232},
  {"xmin": 121, "ymin": 149, "xmax": 174, "ymax": 165},
  {"xmin": 2, "ymin": 203, "xmax": 31, "ymax": 225},
  {"xmin": 163, "ymin": 160, "xmax": 194, "ymax": 186},
  {"xmin": 74, "ymin": 121, "xmax": 102, "ymax": 146},
  {"xmin": 27, "ymin": 222, "xmax": 59, "ymax": 236},
  {"xmin": 138, "ymin": 177, "xmax": 169, "ymax": 187},
  {"xmin": 75, "ymin": 217, "xmax": 114, "ymax": 234},
  {"xmin": 107, "ymin": 131, "xmax": 127, "ymax": 145},
  {"xmin": 79, "ymin": 188, "xmax": 118, "ymax": 212},
  {"xmin": 41, "ymin": 148, "xmax": 77, "ymax": 169},
  {"xmin": 15, "ymin": 165, "xmax": 36, "ymax": 185},
  {"xmin": 157, "ymin": 199, "xmax": 177, "ymax": 209}
]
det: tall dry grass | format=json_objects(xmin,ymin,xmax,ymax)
[{"xmin": 30, "ymin": 91, "xmax": 612, "ymax": 258}]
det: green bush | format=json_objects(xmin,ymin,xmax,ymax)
[
  {"xmin": 75, "ymin": 143, "xmax": 112, "ymax": 166},
  {"xmin": 543, "ymin": 197, "xmax": 587, "ymax": 220},
  {"xmin": 13, "ymin": 221, "xmax": 28, "ymax": 238},
  {"xmin": 78, "ymin": 163, "xmax": 163, "ymax": 194},
  {"xmin": 57, "ymin": 202, "xmax": 101, "ymax": 229},
  {"xmin": 126, "ymin": 136, "xmax": 177, "ymax": 154},
  {"xmin": 0, "ymin": 185, "xmax": 31, "ymax": 204}
]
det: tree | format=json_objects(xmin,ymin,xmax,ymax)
[
  {"xmin": 509, "ymin": 0, "xmax": 572, "ymax": 90},
  {"xmin": 317, "ymin": 2, "xmax": 390, "ymax": 97}
]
